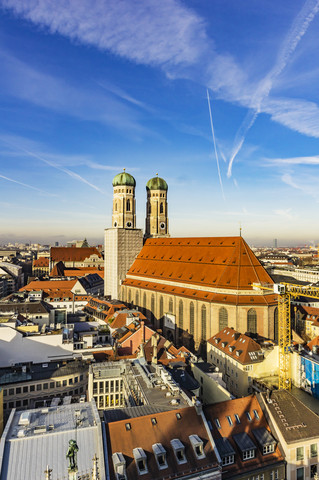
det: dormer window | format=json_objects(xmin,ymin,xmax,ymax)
[
  {"xmin": 171, "ymin": 439, "xmax": 187, "ymax": 464},
  {"xmin": 252, "ymin": 427, "xmax": 277, "ymax": 456},
  {"xmin": 222, "ymin": 341, "xmax": 227, "ymax": 348},
  {"xmin": 189, "ymin": 434, "xmax": 205, "ymax": 459},
  {"xmin": 112, "ymin": 452, "xmax": 127, "ymax": 480},
  {"xmin": 133, "ymin": 448, "xmax": 148, "ymax": 475},
  {"xmin": 152, "ymin": 443, "xmax": 168, "ymax": 470},
  {"xmin": 233, "ymin": 432, "xmax": 256, "ymax": 461}
]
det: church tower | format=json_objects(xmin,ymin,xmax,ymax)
[
  {"xmin": 104, "ymin": 170, "xmax": 143, "ymax": 300},
  {"xmin": 145, "ymin": 174, "xmax": 169, "ymax": 240},
  {"xmin": 112, "ymin": 169, "xmax": 136, "ymax": 228}
]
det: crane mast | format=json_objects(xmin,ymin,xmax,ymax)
[{"xmin": 254, "ymin": 282, "xmax": 319, "ymax": 390}]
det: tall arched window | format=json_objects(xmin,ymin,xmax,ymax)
[
  {"xmin": 169, "ymin": 298, "xmax": 173, "ymax": 314},
  {"xmin": 160, "ymin": 202, "xmax": 164, "ymax": 214},
  {"xmin": 159, "ymin": 296, "xmax": 163, "ymax": 318},
  {"xmin": 114, "ymin": 201, "xmax": 117, "ymax": 212},
  {"xmin": 151, "ymin": 294, "xmax": 155, "ymax": 318},
  {"xmin": 128, "ymin": 290, "xmax": 132, "ymax": 303},
  {"xmin": 190, "ymin": 302, "xmax": 194, "ymax": 336},
  {"xmin": 274, "ymin": 307, "xmax": 278, "ymax": 343},
  {"xmin": 126, "ymin": 199, "xmax": 131, "ymax": 211},
  {"xmin": 143, "ymin": 292, "xmax": 147, "ymax": 310},
  {"xmin": 219, "ymin": 307, "xmax": 228, "ymax": 332},
  {"xmin": 247, "ymin": 308, "xmax": 257, "ymax": 334},
  {"xmin": 179, "ymin": 300, "xmax": 183, "ymax": 330},
  {"xmin": 135, "ymin": 291, "xmax": 139, "ymax": 306},
  {"xmin": 201, "ymin": 305, "xmax": 207, "ymax": 341}
]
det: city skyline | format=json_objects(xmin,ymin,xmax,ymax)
[{"xmin": 1, "ymin": 0, "xmax": 319, "ymax": 246}]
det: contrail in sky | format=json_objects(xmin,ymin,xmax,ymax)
[
  {"xmin": 207, "ymin": 89, "xmax": 225, "ymax": 200},
  {"xmin": 0, "ymin": 136, "xmax": 104, "ymax": 193},
  {"xmin": 0, "ymin": 173, "xmax": 51, "ymax": 195},
  {"xmin": 227, "ymin": 0, "xmax": 319, "ymax": 178}
]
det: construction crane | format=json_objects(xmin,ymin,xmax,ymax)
[{"xmin": 253, "ymin": 282, "xmax": 319, "ymax": 390}]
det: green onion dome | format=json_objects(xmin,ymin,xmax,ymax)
[
  {"xmin": 146, "ymin": 174, "xmax": 168, "ymax": 191},
  {"xmin": 112, "ymin": 169, "xmax": 136, "ymax": 187}
]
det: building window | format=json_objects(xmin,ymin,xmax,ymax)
[
  {"xmin": 151, "ymin": 294, "xmax": 155, "ymax": 318},
  {"xmin": 234, "ymin": 414, "xmax": 240, "ymax": 424},
  {"xmin": 263, "ymin": 444, "xmax": 275, "ymax": 454},
  {"xmin": 247, "ymin": 309, "xmax": 257, "ymax": 334},
  {"xmin": 23, "ymin": 386, "xmax": 28, "ymax": 393},
  {"xmin": 30, "ymin": 385, "xmax": 35, "ymax": 392},
  {"xmin": 190, "ymin": 302, "xmax": 194, "ymax": 336},
  {"xmin": 253, "ymin": 409, "xmax": 259, "ymax": 420},
  {"xmin": 311, "ymin": 443, "xmax": 317, "ymax": 457},
  {"xmin": 296, "ymin": 447, "xmax": 304, "ymax": 461},
  {"xmin": 63, "ymin": 380, "xmax": 67, "ymax": 387},
  {"xmin": 126, "ymin": 199, "xmax": 131, "ymax": 211},
  {"xmin": 114, "ymin": 201, "xmax": 117, "ymax": 212},
  {"xmin": 43, "ymin": 383, "xmax": 48, "ymax": 390},
  {"xmin": 222, "ymin": 455, "xmax": 234, "ymax": 466},
  {"xmin": 36, "ymin": 384, "xmax": 42, "ymax": 391},
  {"xmin": 242, "ymin": 449, "xmax": 255, "ymax": 460},
  {"xmin": 219, "ymin": 307, "xmax": 228, "ymax": 331},
  {"xmin": 201, "ymin": 305, "xmax": 206, "ymax": 341},
  {"xmin": 297, "ymin": 467, "xmax": 304, "ymax": 480},
  {"xmin": 179, "ymin": 300, "xmax": 183, "ymax": 331},
  {"xmin": 50, "ymin": 382, "xmax": 54, "ymax": 388},
  {"xmin": 143, "ymin": 293, "xmax": 147, "ymax": 310},
  {"xmin": 159, "ymin": 296, "xmax": 164, "ymax": 319},
  {"xmin": 311, "ymin": 464, "xmax": 317, "ymax": 478},
  {"xmin": 16, "ymin": 387, "xmax": 21, "ymax": 394},
  {"xmin": 169, "ymin": 298, "xmax": 173, "ymax": 314},
  {"xmin": 135, "ymin": 291, "xmax": 139, "ymax": 305},
  {"xmin": 226, "ymin": 415, "xmax": 233, "ymax": 426},
  {"xmin": 9, "ymin": 388, "xmax": 14, "ymax": 395},
  {"xmin": 160, "ymin": 202, "xmax": 164, "ymax": 214},
  {"xmin": 214, "ymin": 418, "xmax": 221, "ymax": 429}
]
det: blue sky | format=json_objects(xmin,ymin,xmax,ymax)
[{"xmin": 1, "ymin": 0, "xmax": 319, "ymax": 246}]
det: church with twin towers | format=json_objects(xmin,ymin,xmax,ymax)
[{"xmin": 105, "ymin": 170, "xmax": 278, "ymax": 349}]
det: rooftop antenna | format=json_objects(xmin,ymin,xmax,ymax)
[{"xmin": 239, "ymin": 222, "xmax": 242, "ymax": 237}]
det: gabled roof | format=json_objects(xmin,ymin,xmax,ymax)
[
  {"xmin": 207, "ymin": 327, "xmax": 263, "ymax": 365},
  {"xmin": 106, "ymin": 406, "xmax": 218, "ymax": 480},
  {"xmin": 204, "ymin": 395, "xmax": 283, "ymax": 479},
  {"xmin": 33, "ymin": 257, "xmax": 49, "ymax": 267},
  {"xmin": 127, "ymin": 236, "xmax": 273, "ymax": 290},
  {"xmin": 20, "ymin": 279, "xmax": 78, "ymax": 292},
  {"xmin": 124, "ymin": 236, "xmax": 277, "ymax": 305},
  {"xmin": 50, "ymin": 247, "xmax": 102, "ymax": 262},
  {"xmin": 261, "ymin": 389, "xmax": 319, "ymax": 443}
]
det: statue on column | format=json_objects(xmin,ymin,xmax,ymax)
[{"xmin": 66, "ymin": 439, "xmax": 79, "ymax": 472}]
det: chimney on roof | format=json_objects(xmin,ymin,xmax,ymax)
[
  {"xmin": 192, "ymin": 397, "xmax": 202, "ymax": 415},
  {"xmin": 151, "ymin": 333, "xmax": 158, "ymax": 364},
  {"xmin": 266, "ymin": 388, "xmax": 272, "ymax": 403},
  {"xmin": 234, "ymin": 332, "xmax": 240, "ymax": 340}
]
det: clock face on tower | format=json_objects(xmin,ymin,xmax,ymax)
[
  {"xmin": 160, "ymin": 222, "xmax": 166, "ymax": 230},
  {"xmin": 126, "ymin": 221, "xmax": 132, "ymax": 228}
]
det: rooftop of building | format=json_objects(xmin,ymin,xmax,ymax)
[
  {"xmin": 260, "ymin": 389, "xmax": 319, "ymax": 444},
  {"xmin": 124, "ymin": 236, "xmax": 277, "ymax": 305},
  {"xmin": 50, "ymin": 246, "xmax": 102, "ymax": 262},
  {"xmin": 0, "ymin": 401, "xmax": 105, "ymax": 480},
  {"xmin": 90, "ymin": 360, "xmax": 191, "ymax": 410},
  {"xmin": 0, "ymin": 359, "xmax": 88, "ymax": 385},
  {"xmin": 106, "ymin": 405, "xmax": 219, "ymax": 480},
  {"xmin": 208, "ymin": 327, "xmax": 265, "ymax": 365},
  {"xmin": 204, "ymin": 394, "xmax": 284, "ymax": 479}
]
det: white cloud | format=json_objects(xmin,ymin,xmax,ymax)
[
  {"xmin": 0, "ymin": 0, "xmax": 210, "ymax": 67},
  {"xmin": 274, "ymin": 208, "xmax": 294, "ymax": 220},
  {"xmin": 264, "ymin": 155, "xmax": 319, "ymax": 166}
]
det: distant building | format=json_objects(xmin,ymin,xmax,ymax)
[
  {"xmin": 32, "ymin": 256, "xmax": 49, "ymax": 277},
  {"xmin": 50, "ymin": 246, "xmax": 103, "ymax": 270}
]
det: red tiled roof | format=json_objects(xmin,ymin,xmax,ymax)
[
  {"xmin": 33, "ymin": 257, "xmax": 49, "ymax": 267},
  {"xmin": 107, "ymin": 406, "xmax": 218, "ymax": 480},
  {"xmin": 123, "ymin": 278, "xmax": 277, "ymax": 306},
  {"xmin": 20, "ymin": 279, "xmax": 78, "ymax": 291},
  {"xmin": 126, "ymin": 236, "xmax": 274, "ymax": 291},
  {"xmin": 204, "ymin": 395, "xmax": 284, "ymax": 479},
  {"xmin": 50, "ymin": 247, "xmax": 102, "ymax": 262},
  {"xmin": 207, "ymin": 327, "xmax": 262, "ymax": 365}
]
